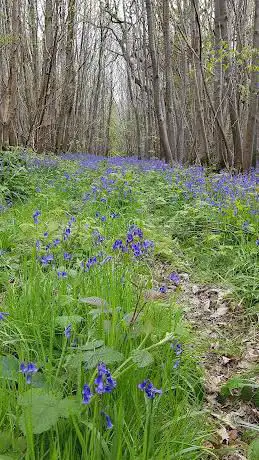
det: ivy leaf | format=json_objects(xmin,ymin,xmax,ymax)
[
  {"xmin": 131, "ymin": 350, "xmax": 154, "ymax": 368},
  {"xmin": 55, "ymin": 315, "xmax": 84, "ymax": 328},
  {"xmin": 0, "ymin": 355, "xmax": 19, "ymax": 381},
  {"xmin": 79, "ymin": 297, "xmax": 108, "ymax": 307}
]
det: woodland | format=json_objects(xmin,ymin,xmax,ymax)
[
  {"xmin": 0, "ymin": 1, "xmax": 258, "ymax": 460},
  {"xmin": 0, "ymin": 0, "xmax": 258, "ymax": 169}
]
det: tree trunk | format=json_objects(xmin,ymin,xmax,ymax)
[
  {"xmin": 243, "ymin": 0, "xmax": 259, "ymax": 170},
  {"xmin": 144, "ymin": 0, "xmax": 173, "ymax": 164}
]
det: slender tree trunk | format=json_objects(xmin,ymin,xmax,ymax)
[
  {"xmin": 144, "ymin": 0, "xmax": 173, "ymax": 164},
  {"xmin": 243, "ymin": 0, "xmax": 259, "ymax": 170}
]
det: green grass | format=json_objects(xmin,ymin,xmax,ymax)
[{"xmin": 0, "ymin": 156, "xmax": 257, "ymax": 459}]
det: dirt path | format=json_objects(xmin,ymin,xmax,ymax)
[{"xmin": 152, "ymin": 263, "xmax": 259, "ymax": 459}]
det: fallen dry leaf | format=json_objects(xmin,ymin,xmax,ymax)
[{"xmin": 211, "ymin": 305, "xmax": 228, "ymax": 318}]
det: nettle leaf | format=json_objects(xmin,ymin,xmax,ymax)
[
  {"xmin": 55, "ymin": 315, "xmax": 84, "ymax": 328},
  {"xmin": 79, "ymin": 297, "xmax": 108, "ymax": 307},
  {"xmin": 131, "ymin": 350, "xmax": 154, "ymax": 368},
  {"xmin": 0, "ymin": 355, "xmax": 19, "ymax": 380},
  {"xmin": 84, "ymin": 347, "xmax": 124, "ymax": 370},
  {"xmin": 18, "ymin": 389, "xmax": 81, "ymax": 435}
]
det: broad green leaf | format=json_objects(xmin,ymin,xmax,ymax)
[
  {"xmin": 132, "ymin": 350, "xmax": 154, "ymax": 368},
  {"xmin": 55, "ymin": 315, "xmax": 84, "ymax": 327},
  {"xmin": 83, "ymin": 347, "xmax": 124, "ymax": 370},
  {"xmin": 0, "ymin": 355, "xmax": 19, "ymax": 380},
  {"xmin": 18, "ymin": 390, "xmax": 60, "ymax": 434},
  {"xmin": 58, "ymin": 398, "xmax": 81, "ymax": 418},
  {"xmin": 76, "ymin": 340, "xmax": 104, "ymax": 351},
  {"xmin": 79, "ymin": 297, "xmax": 108, "ymax": 307}
]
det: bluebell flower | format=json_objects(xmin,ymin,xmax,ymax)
[
  {"xmin": 58, "ymin": 271, "xmax": 67, "ymax": 278},
  {"xmin": 110, "ymin": 212, "xmax": 119, "ymax": 219},
  {"xmin": 159, "ymin": 285, "xmax": 167, "ymax": 293},
  {"xmin": 132, "ymin": 242, "xmax": 142, "ymax": 257},
  {"xmin": 173, "ymin": 359, "xmax": 180, "ymax": 369},
  {"xmin": 82, "ymin": 384, "xmax": 93, "ymax": 404},
  {"xmin": 40, "ymin": 254, "xmax": 54, "ymax": 265},
  {"xmin": 100, "ymin": 198, "xmax": 107, "ymax": 203},
  {"xmin": 133, "ymin": 228, "xmax": 143, "ymax": 239},
  {"xmin": 142, "ymin": 240, "xmax": 154, "ymax": 250},
  {"xmin": 64, "ymin": 252, "xmax": 72, "ymax": 260},
  {"xmin": 33, "ymin": 210, "xmax": 41, "ymax": 224},
  {"xmin": 20, "ymin": 362, "xmax": 38, "ymax": 384},
  {"xmin": 36, "ymin": 240, "xmax": 40, "ymax": 250},
  {"xmin": 0, "ymin": 312, "xmax": 9, "ymax": 320},
  {"xmin": 170, "ymin": 340, "xmax": 183, "ymax": 356},
  {"xmin": 112, "ymin": 240, "xmax": 123, "ymax": 250},
  {"xmin": 138, "ymin": 380, "xmax": 162, "ymax": 399},
  {"xmin": 86, "ymin": 257, "xmax": 97, "ymax": 270},
  {"xmin": 64, "ymin": 324, "xmax": 72, "ymax": 338},
  {"xmin": 44, "ymin": 232, "xmax": 48, "ymax": 237},
  {"xmin": 101, "ymin": 411, "xmax": 113, "ymax": 429},
  {"xmin": 169, "ymin": 272, "xmax": 180, "ymax": 286},
  {"xmin": 126, "ymin": 232, "xmax": 134, "ymax": 244},
  {"xmin": 94, "ymin": 363, "xmax": 117, "ymax": 394},
  {"xmin": 101, "ymin": 216, "xmax": 106, "ymax": 222},
  {"xmin": 53, "ymin": 239, "xmax": 61, "ymax": 247},
  {"xmin": 256, "ymin": 239, "xmax": 259, "ymax": 246}
]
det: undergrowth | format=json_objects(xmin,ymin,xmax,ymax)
[{"xmin": 0, "ymin": 153, "xmax": 257, "ymax": 459}]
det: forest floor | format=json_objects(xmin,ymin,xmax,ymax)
[{"xmin": 0, "ymin": 152, "xmax": 258, "ymax": 460}]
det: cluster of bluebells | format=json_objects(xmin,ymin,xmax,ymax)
[
  {"xmin": 171, "ymin": 339, "xmax": 183, "ymax": 369},
  {"xmin": 82, "ymin": 362, "xmax": 116, "ymax": 430},
  {"xmin": 159, "ymin": 272, "xmax": 180, "ymax": 293},
  {"xmin": 33, "ymin": 210, "xmax": 41, "ymax": 225},
  {"xmin": 138, "ymin": 380, "xmax": 162, "ymax": 399},
  {"xmin": 0, "ymin": 312, "xmax": 9, "ymax": 321},
  {"xmin": 20, "ymin": 362, "xmax": 38, "ymax": 384},
  {"xmin": 112, "ymin": 225, "xmax": 154, "ymax": 258},
  {"xmin": 63, "ymin": 216, "xmax": 76, "ymax": 241}
]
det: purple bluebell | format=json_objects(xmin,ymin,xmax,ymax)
[
  {"xmin": 159, "ymin": 285, "xmax": 167, "ymax": 294},
  {"xmin": 94, "ymin": 363, "xmax": 117, "ymax": 394},
  {"xmin": 169, "ymin": 272, "xmax": 180, "ymax": 286},
  {"xmin": 112, "ymin": 240, "xmax": 123, "ymax": 250},
  {"xmin": 64, "ymin": 252, "xmax": 72, "ymax": 260},
  {"xmin": 110, "ymin": 212, "xmax": 119, "ymax": 219},
  {"xmin": 53, "ymin": 239, "xmax": 61, "ymax": 247},
  {"xmin": 82, "ymin": 384, "xmax": 93, "ymax": 404},
  {"xmin": 101, "ymin": 216, "xmax": 106, "ymax": 222},
  {"xmin": 0, "ymin": 312, "xmax": 9, "ymax": 320},
  {"xmin": 142, "ymin": 240, "xmax": 154, "ymax": 250},
  {"xmin": 58, "ymin": 271, "xmax": 67, "ymax": 278},
  {"xmin": 36, "ymin": 240, "xmax": 40, "ymax": 250},
  {"xmin": 64, "ymin": 324, "xmax": 72, "ymax": 338},
  {"xmin": 33, "ymin": 210, "xmax": 41, "ymax": 224},
  {"xmin": 101, "ymin": 411, "xmax": 113, "ymax": 429},
  {"xmin": 133, "ymin": 228, "xmax": 143, "ymax": 239},
  {"xmin": 256, "ymin": 239, "xmax": 259, "ymax": 246},
  {"xmin": 138, "ymin": 380, "xmax": 162, "ymax": 399},
  {"xmin": 171, "ymin": 341, "xmax": 183, "ymax": 356},
  {"xmin": 132, "ymin": 242, "xmax": 142, "ymax": 257},
  {"xmin": 85, "ymin": 257, "xmax": 97, "ymax": 271},
  {"xmin": 126, "ymin": 233, "xmax": 134, "ymax": 244},
  {"xmin": 173, "ymin": 359, "xmax": 180, "ymax": 369},
  {"xmin": 40, "ymin": 254, "xmax": 54, "ymax": 265},
  {"xmin": 44, "ymin": 232, "xmax": 48, "ymax": 237},
  {"xmin": 20, "ymin": 362, "xmax": 38, "ymax": 384}
]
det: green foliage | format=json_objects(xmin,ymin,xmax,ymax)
[
  {"xmin": 0, "ymin": 151, "xmax": 33, "ymax": 206},
  {"xmin": 18, "ymin": 389, "xmax": 80, "ymax": 434}
]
